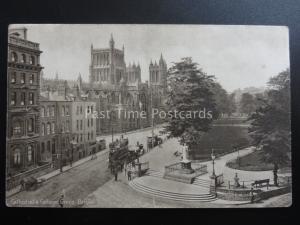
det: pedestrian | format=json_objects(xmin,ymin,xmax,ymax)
[
  {"xmin": 124, "ymin": 163, "xmax": 127, "ymax": 176},
  {"xmin": 127, "ymin": 170, "xmax": 132, "ymax": 181},
  {"xmin": 114, "ymin": 168, "xmax": 118, "ymax": 181},
  {"xmin": 20, "ymin": 179, "xmax": 25, "ymax": 191},
  {"xmin": 58, "ymin": 194, "xmax": 64, "ymax": 208},
  {"xmin": 251, "ymin": 187, "xmax": 254, "ymax": 203}
]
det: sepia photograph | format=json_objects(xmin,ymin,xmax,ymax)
[{"xmin": 5, "ymin": 24, "xmax": 291, "ymax": 208}]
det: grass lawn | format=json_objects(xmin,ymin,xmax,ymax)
[
  {"xmin": 226, "ymin": 150, "xmax": 274, "ymax": 171},
  {"xmin": 189, "ymin": 122, "xmax": 252, "ymax": 160}
]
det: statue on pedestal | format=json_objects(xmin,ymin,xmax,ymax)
[{"xmin": 180, "ymin": 143, "xmax": 192, "ymax": 170}]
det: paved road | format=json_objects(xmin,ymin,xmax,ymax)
[{"xmin": 6, "ymin": 126, "xmax": 165, "ymax": 208}]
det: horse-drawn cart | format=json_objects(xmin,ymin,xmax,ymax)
[{"xmin": 20, "ymin": 177, "xmax": 46, "ymax": 191}]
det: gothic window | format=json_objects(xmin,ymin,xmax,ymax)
[
  {"xmin": 52, "ymin": 140, "xmax": 56, "ymax": 154},
  {"xmin": 11, "ymin": 92, "xmax": 16, "ymax": 105},
  {"xmin": 13, "ymin": 149, "xmax": 21, "ymax": 165},
  {"xmin": 41, "ymin": 123, "xmax": 45, "ymax": 136},
  {"xmin": 11, "ymin": 52, "xmax": 18, "ymax": 62},
  {"xmin": 11, "ymin": 72, "xmax": 16, "ymax": 83},
  {"xmin": 41, "ymin": 142, "xmax": 45, "ymax": 153},
  {"xmin": 66, "ymin": 120, "xmax": 70, "ymax": 132},
  {"xmin": 80, "ymin": 120, "xmax": 83, "ymax": 130},
  {"xmin": 87, "ymin": 119, "xmax": 90, "ymax": 127},
  {"xmin": 29, "ymin": 74, "xmax": 34, "ymax": 84},
  {"xmin": 91, "ymin": 131, "xmax": 94, "ymax": 140},
  {"xmin": 28, "ymin": 118, "xmax": 34, "ymax": 132},
  {"xmin": 27, "ymin": 146, "xmax": 33, "ymax": 163},
  {"xmin": 21, "ymin": 73, "xmax": 25, "ymax": 84},
  {"xmin": 76, "ymin": 120, "xmax": 79, "ymax": 130},
  {"xmin": 41, "ymin": 107, "xmax": 45, "ymax": 117},
  {"xmin": 30, "ymin": 56, "xmax": 35, "ymax": 65},
  {"xmin": 47, "ymin": 141, "xmax": 51, "ymax": 152},
  {"xmin": 20, "ymin": 92, "xmax": 25, "ymax": 106},
  {"xmin": 51, "ymin": 122, "xmax": 55, "ymax": 134},
  {"xmin": 66, "ymin": 106, "xmax": 69, "ymax": 115},
  {"xmin": 46, "ymin": 106, "xmax": 51, "ymax": 116},
  {"xmin": 47, "ymin": 122, "xmax": 51, "ymax": 135},
  {"xmin": 62, "ymin": 122, "xmax": 65, "ymax": 133},
  {"xmin": 29, "ymin": 93, "xmax": 34, "ymax": 105},
  {"xmin": 62, "ymin": 106, "xmax": 65, "ymax": 116},
  {"xmin": 21, "ymin": 54, "xmax": 26, "ymax": 63},
  {"xmin": 91, "ymin": 118, "xmax": 93, "ymax": 127},
  {"xmin": 88, "ymin": 132, "xmax": 90, "ymax": 140},
  {"xmin": 87, "ymin": 106, "xmax": 90, "ymax": 114},
  {"xmin": 13, "ymin": 121, "xmax": 22, "ymax": 136},
  {"xmin": 51, "ymin": 106, "xmax": 55, "ymax": 116},
  {"xmin": 62, "ymin": 138, "xmax": 65, "ymax": 149},
  {"xmin": 80, "ymin": 106, "xmax": 83, "ymax": 114},
  {"xmin": 80, "ymin": 134, "xmax": 83, "ymax": 142}
]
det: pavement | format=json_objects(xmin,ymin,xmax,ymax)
[{"xmin": 6, "ymin": 149, "xmax": 109, "ymax": 198}]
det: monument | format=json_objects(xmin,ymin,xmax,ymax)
[
  {"xmin": 179, "ymin": 143, "xmax": 194, "ymax": 174},
  {"xmin": 163, "ymin": 142, "xmax": 207, "ymax": 183}
]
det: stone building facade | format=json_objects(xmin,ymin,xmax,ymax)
[
  {"xmin": 71, "ymin": 96, "xmax": 97, "ymax": 160},
  {"xmin": 39, "ymin": 99, "xmax": 57, "ymax": 163},
  {"xmin": 6, "ymin": 27, "xmax": 43, "ymax": 176}
]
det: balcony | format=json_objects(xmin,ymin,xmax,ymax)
[{"xmin": 8, "ymin": 36, "xmax": 40, "ymax": 51}]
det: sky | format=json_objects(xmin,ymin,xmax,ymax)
[{"xmin": 10, "ymin": 24, "xmax": 290, "ymax": 92}]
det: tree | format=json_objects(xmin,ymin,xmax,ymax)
[
  {"xmin": 163, "ymin": 57, "xmax": 217, "ymax": 153},
  {"xmin": 240, "ymin": 93, "xmax": 256, "ymax": 114},
  {"xmin": 210, "ymin": 82, "xmax": 233, "ymax": 116},
  {"xmin": 248, "ymin": 69, "xmax": 291, "ymax": 186},
  {"xmin": 227, "ymin": 93, "xmax": 237, "ymax": 116}
]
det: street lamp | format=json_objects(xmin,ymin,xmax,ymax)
[
  {"xmin": 237, "ymin": 147, "xmax": 240, "ymax": 167},
  {"xmin": 211, "ymin": 148, "xmax": 216, "ymax": 178}
]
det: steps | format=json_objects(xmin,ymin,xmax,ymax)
[
  {"xmin": 193, "ymin": 177, "xmax": 212, "ymax": 188},
  {"xmin": 146, "ymin": 170, "xmax": 212, "ymax": 188},
  {"xmin": 129, "ymin": 173, "xmax": 216, "ymax": 202}
]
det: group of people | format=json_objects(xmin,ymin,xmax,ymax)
[{"xmin": 110, "ymin": 161, "xmax": 135, "ymax": 182}]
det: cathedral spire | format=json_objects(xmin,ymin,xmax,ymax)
[{"xmin": 109, "ymin": 33, "xmax": 115, "ymax": 49}]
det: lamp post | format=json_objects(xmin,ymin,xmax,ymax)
[
  {"xmin": 211, "ymin": 148, "xmax": 216, "ymax": 178},
  {"xmin": 59, "ymin": 128, "xmax": 63, "ymax": 173},
  {"xmin": 237, "ymin": 147, "xmax": 240, "ymax": 167}
]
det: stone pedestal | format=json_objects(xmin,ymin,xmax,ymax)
[{"xmin": 179, "ymin": 160, "xmax": 194, "ymax": 174}]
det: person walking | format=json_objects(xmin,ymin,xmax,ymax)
[
  {"xmin": 124, "ymin": 162, "xmax": 127, "ymax": 176},
  {"xmin": 114, "ymin": 167, "xmax": 118, "ymax": 181},
  {"xmin": 58, "ymin": 194, "xmax": 64, "ymax": 208},
  {"xmin": 127, "ymin": 170, "xmax": 132, "ymax": 181}
]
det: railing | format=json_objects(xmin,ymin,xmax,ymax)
[
  {"xmin": 6, "ymin": 163, "xmax": 51, "ymax": 190},
  {"xmin": 164, "ymin": 162, "xmax": 208, "ymax": 176},
  {"xmin": 164, "ymin": 162, "xmax": 183, "ymax": 174},
  {"xmin": 9, "ymin": 36, "xmax": 40, "ymax": 50},
  {"xmin": 216, "ymin": 174, "xmax": 224, "ymax": 186},
  {"xmin": 194, "ymin": 164, "xmax": 208, "ymax": 176}
]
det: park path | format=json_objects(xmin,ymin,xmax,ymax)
[{"xmin": 138, "ymin": 139, "xmax": 273, "ymax": 184}]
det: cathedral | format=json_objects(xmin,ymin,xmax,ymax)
[
  {"xmin": 86, "ymin": 34, "xmax": 168, "ymax": 134},
  {"xmin": 40, "ymin": 34, "xmax": 168, "ymax": 135}
]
